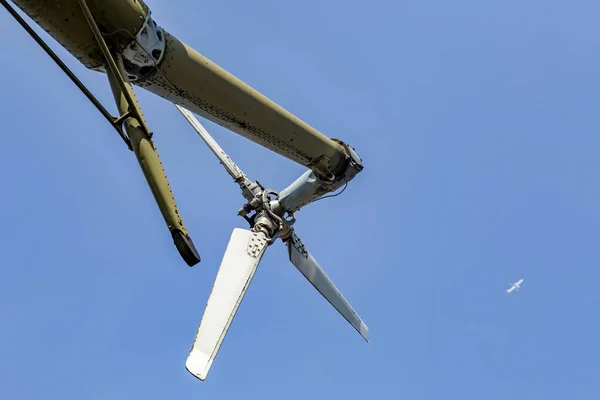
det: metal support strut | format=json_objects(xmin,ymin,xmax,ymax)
[
  {"xmin": 2, "ymin": 0, "xmax": 201, "ymax": 266},
  {"xmin": 73, "ymin": 0, "xmax": 201, "ymax": 266},
  {"xmin": 0, "ymin": 0, "xmax": 132, "ymax": 150}
]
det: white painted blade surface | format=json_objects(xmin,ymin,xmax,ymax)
[
  {"xmin": 286, "ymin": 231, "xmax": 369, "ymax": 341},
  {"xmin": 175, "ymin": 105, "xmax": 247, "ymax": 182},
  {"xmin": 186, "ymin": 228, "xmax": 268, "ymax": 380}
]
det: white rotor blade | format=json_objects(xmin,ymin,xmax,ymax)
[
  {"xmin": 186, "ymin": 228, "xmax": 269, "ymax": 380},
  {"xmin": 286, "ymin": 231, "xmax": 369, "ymax": 341},
  {"xmin": 175, "ymin": 104, "xmax": 247, "ymax": 182}
]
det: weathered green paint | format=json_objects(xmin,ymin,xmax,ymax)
[
  {"xmin": 11, "ymin": 0, "xmax": 351, "ymax": 177},
  {"xmin": 106, "ymin": 54, "xmax": 200, "ymax": 266}
]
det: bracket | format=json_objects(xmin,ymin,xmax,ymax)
[{"xmin": 75, "ymin": 0, "xmax": 154, "ymax": 140}]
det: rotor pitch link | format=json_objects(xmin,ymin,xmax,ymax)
[{"xmin": 175, "ymin": 105, "xmax": 296, "ymax": 238}]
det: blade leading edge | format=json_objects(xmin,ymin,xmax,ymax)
[
  {"xmin": 186, "ymin": 228, "xmax": 269, "ymax": 380},
  {"xmin": 286, "ymin": 231, "xmax": 369, "ymax": 341}
]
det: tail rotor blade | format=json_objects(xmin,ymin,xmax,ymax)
[
  {"xmin": 175, "ymin": 105, "xmax": 247, "ymax": 182},
  {"xmin": 286, "ymin": 231, "xmax": 369, "ymax": 341},
  {"xmin": 186, "ymin": 228, "xmax": 269, "ymax": 380}
]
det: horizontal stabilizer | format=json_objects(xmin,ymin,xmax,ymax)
[
  {"xmin": 286, "ymin": 231, "xmax": 369, "ymax": 341},
  {"xmin": 186, "ymin": 228, "xmax": 268, "ymax": 380}
]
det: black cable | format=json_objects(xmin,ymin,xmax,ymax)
[{"xmin": 311, "ymin": 181, "xmax": 348, "ymax": 203}]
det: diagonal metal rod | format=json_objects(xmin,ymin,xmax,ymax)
[
  {"xmin": 0, "ymin": 0, "xmax": 132, "ymax": 150},
  {"xmin": 75, "ymin": 0, "xmax": 152, "ymax": 139}
]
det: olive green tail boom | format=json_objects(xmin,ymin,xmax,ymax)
[
  {"xmin": 3, "ymin": 0, "xmax": 364, "ymax": 265},
  {"xmin": 8, "ymin": 0, "xmax": 363, "ymax": 185}
]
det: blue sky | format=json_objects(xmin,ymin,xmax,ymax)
[{"xmin": 1, "ymin": 0, "xmax": 599, "ymax": 398}]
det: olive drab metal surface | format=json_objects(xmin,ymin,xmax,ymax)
[
  {"xmin": 2, "ymin": 0, "xmax": 368, "ymax": 380},
  {"xmin": 3, "ymin": 0, "xmax": 364, "ymax": 263},
  {"xmin": 9, "ymin": 0, "xmax": 357, "ymax": 179},
  {"xmin": 9, "ymin": 0, "xmax": 149, "ymax": 69}
]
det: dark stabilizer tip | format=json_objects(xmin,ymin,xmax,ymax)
[{"xmin": 171, "ymin": 229, "xmax": 201, "ymax": 267}]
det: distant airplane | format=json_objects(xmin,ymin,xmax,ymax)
[{"xmin": 506, "ymin": 279, "xmax": 524, "ymax": 294}]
